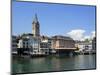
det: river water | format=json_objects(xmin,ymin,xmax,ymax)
[{"xmin": 12, "ymin": 55, "xmax": 96, "ymax": 74}]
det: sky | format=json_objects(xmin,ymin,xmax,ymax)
[{"xmin": 12, "ymin": 1, "xmax": 96, "ymax": 40}]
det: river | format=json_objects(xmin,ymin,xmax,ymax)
[{"xmin": 12, "ymin": 55, "xmax": 96, "ymax": 74}]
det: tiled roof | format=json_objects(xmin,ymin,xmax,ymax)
[{"xmin": 52, "ymin": 35, "xmax": 74, "ymax": 40}]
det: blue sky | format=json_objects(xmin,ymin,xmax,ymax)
[{"xmin": 12, "ymin": 1, "xmax": 96, "ymax": 39}]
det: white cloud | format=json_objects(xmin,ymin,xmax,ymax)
[
  {"xmin": 67, "ymin": 29, "xmax": 85, "ymax": 41},
  {"xmin": 83, "ymin": 35, "xmax": 91, "ymax": 40},
  {"xmin": 91, "ymin": 31, "xmax": 95, "ymax": 38},
  {"xmin": 67, "ymin": 29, "xmax": 95, "ymax": 41}
]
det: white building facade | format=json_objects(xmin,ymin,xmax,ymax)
[
  {"xmin": 17, "ymin": 33, "xmax": 43, "ymax": 55},
  {"xmin": 40, "ymin": 36, "xmax": 52, "ymax": 55},
  {"xmin": 75, "ymin": 41, "xmax": 92, "ymax": 52}
]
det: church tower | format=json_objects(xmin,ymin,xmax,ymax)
[{"xmin": 32, "ymin": 14, "xmax": 40, "ymax": 37}]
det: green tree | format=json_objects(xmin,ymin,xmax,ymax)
[{"xmin": 84, "ymin": 38, "xmax": 89, "ymax": 42}]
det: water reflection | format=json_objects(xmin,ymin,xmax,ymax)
[
  {"xmin": 12, "ymin": 55, "xmax": 96, "ymax": 74},
  {"xmin": 74, "ymin": 55, "xmax": 96, "ymax": 69}
]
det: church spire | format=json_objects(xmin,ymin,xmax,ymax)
[
  {"xmin": 32, "ymin": 13, "xmax": 40, "ymax": 37},
  {"xmin": 32, "ymin": 13, "xmax": 38, "ymax": 24}
]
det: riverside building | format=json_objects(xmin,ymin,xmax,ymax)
[
  {"xmin": 51, "ymin": 35, "xmax": 76, "ymax": 55},
  {"xmin": 40, "ymin": 36, "xmax": 52, "ymax": 55},
  {"xmin": 17, "ymin": 33, "xmax": 41, "ymax": 55},
  {"xmin": 12, "ymin": 14, "xmax": 77, "ymax": 56},
  {"xmin": 75, "ymin": 41, "xmax": 92, "ymax": 52}
]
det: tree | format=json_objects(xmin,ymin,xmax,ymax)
[{"xmin": 84, "ymin": 38, "xmax": 89, "ymax": 42}]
